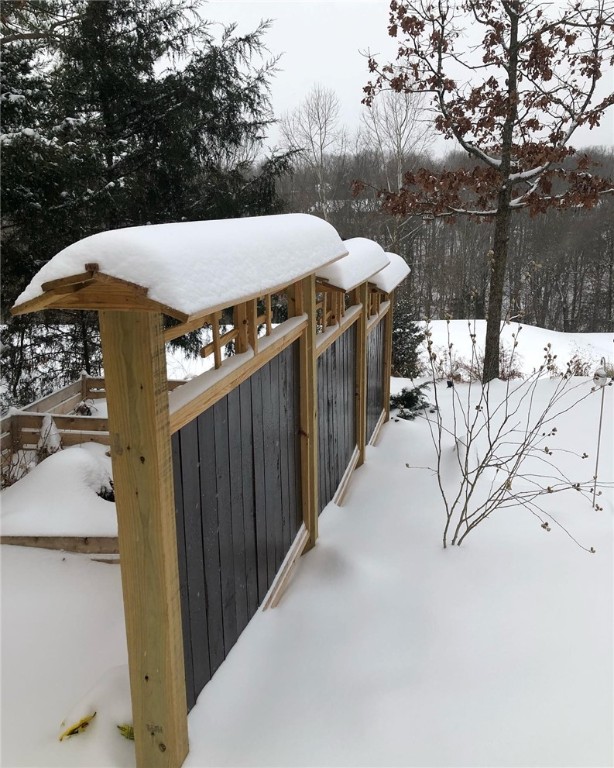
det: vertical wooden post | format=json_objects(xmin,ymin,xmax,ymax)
[
  {"xmin": 247, "ymin": 298, "xmax": 258, "ymax": 354},
  {"xmin": 295, "ymin": 276, "xmax": 318, "ymax": 549},
  {"xmin": 235, "ymin": 302, "xmax": 248, "ymax": 353},
  {"xmin": 355, "ymin": 282, "xmax": 368, "ymax": 467},
  {"xmin": 98, "ymin": 310, "xmax": 188, "ymax": 768},
  {"xmin": 383, "ymin": 290, "xmax": 394, "ymax": 423}
]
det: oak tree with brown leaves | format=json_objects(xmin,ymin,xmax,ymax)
[{"xmin": 363, "ymin": 0, "xmax": 614, "ymax": 381}]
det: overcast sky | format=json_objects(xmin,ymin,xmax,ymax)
[{"xmin": 204, "ymin": 0, "xmax": 614, "ymax": 156}]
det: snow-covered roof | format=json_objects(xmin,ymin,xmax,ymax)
[
  {"xmin": 13, "ymin": 214, "xmax": 347, "ymax": 319},
  {"xmin": 316, "ymin": 238, "xmax": 389, "ymax": 292},
  {"xmin": 370, "ymin": 252, "xmax": 410, "ymax": 294}
]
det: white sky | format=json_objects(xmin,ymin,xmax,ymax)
[{"xmin": 204, "ymin": 0, "xmax": 614, "ymax": 156}]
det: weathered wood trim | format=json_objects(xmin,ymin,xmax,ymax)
[
  {"xmin": 315, "ymin": 305, "xmax": 362, "ymax": 357},
  {"xmin": 368, "ymin": 409, "xmax": 387, "ymax": 447},
  {"xmin": 20, "ymin": 380, "xmax": 81, "ymax": 413},
  {"xmin": 355, "ymin": 283, "xmax": 368, "ymax": 467},
  {"xmin": 13, "ymin": 414, "xmax": 109, "ymax": 431},
  {"xmin": 0, "ymin": 536, "xmax": 119, "ymax": 554},
  {"xmin": 169, "ymin": 317, "xmax": 307, "ymax": 434},
  {"xmin": 99, "ymin": 310, "xmax": 188, "ymax": 768},
  {"xmin": 299, "ymin": 275, "xmax": 319, "ymax": 549},
  {"xmin": 332, "ymin": 445, "xmax": 360, "ymax": 507},
  {"xmin": 164, "ymin": 317, "xmax": 207, "ymax": 343},
  {"xmin": 261, "ymin": 524, "xmax": 310, "ymax": 610}
]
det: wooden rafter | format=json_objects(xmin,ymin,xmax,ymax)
[{"xmin": 11, "ymin": 271, "xmax": 189, "ymax": 321}]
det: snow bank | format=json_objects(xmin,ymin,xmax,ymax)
[
  {"xmin": 371, "ymin": 252, "xmax": 410, "ymax": 293},
  {"xmin": 317, "ymin": 237, "xmax": 389, "ymax": 292},
  {"xmin": 14, "ymin": 214, "xmax": 348, "ymax": 317},
  {"xmin": 423, "ymin": 319, "xmax": 613, "ymax": 376},
  {"xmin": 0, "ymin": 443, "xmax": 116, "ymax": 537}
]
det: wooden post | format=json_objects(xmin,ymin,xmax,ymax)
[
  {"xmin": 295, "ymin": 276, "xmax": 318, "ymax": 549},
  {"xmin": 355, "ymin": 282, "xmax": 368, "ymax": 467},
  {"xmin": 98, "ymin": 310, "xmax": 188, "ymax": 768},
  {"xmin": 383, "ymin": 290, "xmax": 394, "ymax": 423},
  {"xmin": 235, "ymin": 302, "xmax": 248, "ymax": 353}
]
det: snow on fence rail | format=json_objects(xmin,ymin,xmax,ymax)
[{"xmin": 9, "ymin": 214, "xmax": 409, "ymax": 768}]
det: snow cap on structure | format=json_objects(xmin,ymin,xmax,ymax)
[
  {"xmin": 370, "ymin": 252, "xmax": 410, "ymax": 293},
  {"xmin": 13, "ymin": 214, "xmax": 347, "ymax": 318},
  {"xmin": 316, "ymin": 237, "xmax": 389, "ymax": 292}
]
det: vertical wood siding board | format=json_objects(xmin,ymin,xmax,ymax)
[
  {"xmin": 329, "ymin": 339, "xmax": 337, "ymax": 495},
  {"xmin": 327, "ymin": 341, "xmax": 335, "ymax": 504},
  {"xmin": 271, "ymin": 353, "xmax": 285, "ymax": 573},
  {"xmin": 342, "ymin": 329, "xmax": 351, "ymax": 470},
  {"xmin": 347, "ymin": 327, "xmax": 355, "ymax": 462},
  {"xmin": 316, "ymin": 350, "xmax": 328, "ymax": 514},
  {"xmin": 261, "ymin": 356, "xmax": 279, "ymax": 584},
  {"xmin": 324, "ymin": 347, "xmax": 332, "ymax": 508},
  {"xmin": 213, "ymin": 398, "xmax": 237, "ymax": 657},
  {"xmin": 180, "ymin": 419, "xmax": 211, "ymax": 693},
  {"xmin": 278, "ymin": 346, "xmax": 292, "ymax": 555},
  {"xmin": 197, "ymin": 408, "xmax": 225, "ymax": 678},
  {"xmin": 171, "ymin": 432, "xmax": 196, "ymax": 712},
  {"xmin": 291, "ymin": 342, "xmax": 302, "ymax": 539},
  {"xmin": 239, "ymin": 378, "xmax": 258, "ymax": 621},
  {"xmin": 340, "ymin": 331, "xmax": 348, "ymax": 473},
  {"xmin": 250, "ymin": 367, "xmax": 268, "ymax": 603},
  {"xmin": 320, "ymin": 349, "xmax": 331, "ymax": 512},
  {"xmin": 227, "ymin": 387, "xmax": 248, "ymax": 638}
]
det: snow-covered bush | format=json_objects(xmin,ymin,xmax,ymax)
[{"xmin": 415, "ymin": 321, "xmax": 612, "ymax": 549}]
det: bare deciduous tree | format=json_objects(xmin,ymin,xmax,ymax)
[
  {"xmin": 279, "ymin": 84, "xmax": 347, "ymax": 219},
  {"xmin": 364, "ymin": 0, "xmax": 614, "ymax": 381}
]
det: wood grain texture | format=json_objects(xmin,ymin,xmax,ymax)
[{"xmin": 98, "ymin": 310, "xmax": 188, "ymax": 768}]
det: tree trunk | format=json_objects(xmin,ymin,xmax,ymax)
[{"xmin": 484, "ymin": 199, "xmax": 512, "ymax": 382}]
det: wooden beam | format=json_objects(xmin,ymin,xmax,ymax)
[
  {"xmin": 21, "ymin": 379, "xmax": 81, "ymax": 413},
  {"xmin": 355, "ymin": 282, "xmax": 368, "ymax": 467},
  {"xmin": 41, "ymin": 269, "xmax": 98, "ymax": 293},
  {"xmin": 98, "ymin": 310, "xmax": 188, "ymax": 768},
  {"xmin": 164, "ymin": 316, "xmax": 207, "ymax": 343},
  {"xmin": 235, "ymin": 302, "xmax": 248, "ymax": 354},
  {"xmin": 368, "ymin": 409, "xmax": 386, "ymax": 447},
  {"xmin": 261, "ymin": 524, "xmax": 310, "ymax": 610},
  {"xmin": 332, "ymin": 445, "xmax": 360, "ymax": 507},
  {"xmin": 0, "ymin": 535, "xmax": 118, "ymax": 554},
  {"xmin": 299, "ymin": 275, "xmax": 319, "ymax": 550},
  {"xmin": 247, "ymin": 299, "xmax": 258, "ymax": 354}
]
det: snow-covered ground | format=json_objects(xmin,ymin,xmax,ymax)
[{"xmin": 1, "ymin": 322, "xmax": 612, "ymax": 767}]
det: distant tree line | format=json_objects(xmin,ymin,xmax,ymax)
[
  {"xmin": 278, "ymin": 85, "xmax": 614, "ymax": 344},
  {"xmin": 2, "ymin": 1, "xmax": 613, "ymax": 407}
]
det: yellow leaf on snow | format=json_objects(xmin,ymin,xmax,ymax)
[{"xmin": 58, "ymin": 712, "xmax": 96, "ymax": 741}]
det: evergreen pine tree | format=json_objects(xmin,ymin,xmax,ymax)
[{"xmin": 1, "ymin": 0, "xmax": 289, "ymax": 407}]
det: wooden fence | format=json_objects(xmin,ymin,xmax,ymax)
[{"xmin": 11, "ymin": 232, "xmax": 400, "ymax": 768}]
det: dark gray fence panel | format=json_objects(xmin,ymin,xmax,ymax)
[
  {"xmin": 173, "ymin": 341, "xmax": 301, "ymax": 711},
  {"xmin": 367, "ymin": 319, "xmax": 385, "ymax": 443},
  {"xmin": 317, "ymin": 324, "xmax": 357, "ymax": 514}
]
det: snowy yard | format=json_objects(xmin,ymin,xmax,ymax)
[{"xmin": 1, "ymin": 323, "xmax": 612, "ymax": 767}]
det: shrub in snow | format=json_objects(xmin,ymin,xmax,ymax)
[
  {"xmin": 412, "ymin": 320, "xmax": 612, "ymax": 550},
  {"xmin": 390, "ymin": 384, "xmax": 431, "ymax": 420}
]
